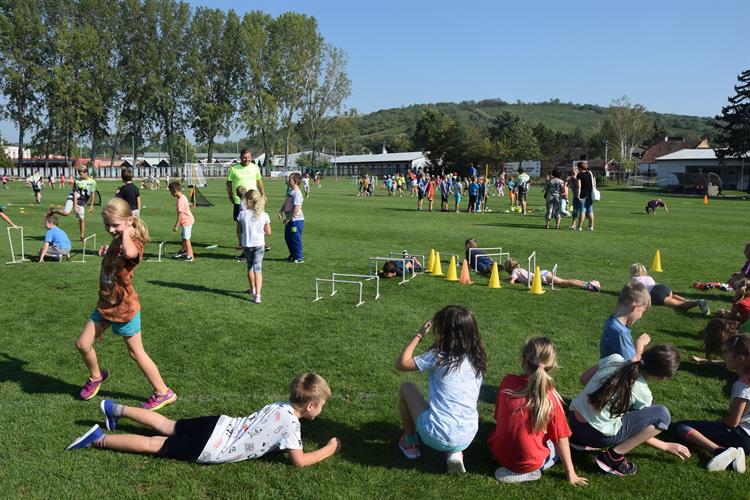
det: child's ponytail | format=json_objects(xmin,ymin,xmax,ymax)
[
  {"xmin": 102, "ymin": 198, "xmax": 150, "ymax": 244},
  {"xmin": 131, "ymin": 217, "xmax": 150, "ymax": 244},
  {"xmin": 588, "ymin": 344, "xmax": 680, "ymax": 416},
  {"xmin": 734, "ymin": 277, "xmax": 750, "ymax": 304},
  {"xmin": 506, "ymin": 336, "xmax": 559, "ymax": 433},
  {"xmin": 244, "ymin": 190, "xmax": 266, "ymax": 217}
]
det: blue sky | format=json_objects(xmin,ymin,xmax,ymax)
[{"xmin": 2, "ymin": 0, "xmax": 749, "ymax": 143}]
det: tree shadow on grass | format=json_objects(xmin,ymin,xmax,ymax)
[
  {"xmin": 0, "ymin": 352, "xmax": 139, "ymax": 400},
  {"xmin": 659, "ymin": 329, "xmax": 701, "ymax": 341},
  {"xmin": 679, "ymin": 361, "xmax": 735, "ymax": 396},
  {"xmin": 474, "ymin": 222, "xmax": 550, "ymax": 231},
  {"xmin": 146, "ymin": 280, "xmax": 249, "ymax": 301}
]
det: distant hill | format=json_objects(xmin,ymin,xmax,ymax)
[{"xmin": 350, "ymin": 98, "xmax": 714, "ymax": 146}]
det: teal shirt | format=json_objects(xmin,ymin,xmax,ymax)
[{"xmin": 569, "ymin": 354, "xmax": 653, "ymax": 436}]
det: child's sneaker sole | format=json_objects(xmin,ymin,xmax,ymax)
[
  {"xmin": 141, "ymin": 390, "xmax": 177, "ymax": 411},
  {"xmin": 446, "ymin": 452, "xmax": 466, "ymax": 474},
  {"xmin": 708, "ymin": 447, "xmax": 740, "ymax": 472},
  {"xmin": 733, "ymin": 447, "xmax": 746, "ymax": 473},
  {"xmin": 80, "ymin": 370, "xmax": 109, "ymax": 401},
  {"xmin": 66, "ymin": 424, "xmax": 104, "ymax": 450},
  {"xmin": 100, "ymin": 399, "xmax": 118, "ymax": 430}
]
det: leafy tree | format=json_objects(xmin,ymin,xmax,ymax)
[
  {"xmin": 0, "ymin": 0, "xmax": 45, "ymax": 170},
  {"xmin": 488, "ymin": 111, "xmax": 520, "ymax": 141},
  {"xmin": 501, "ymin": 121, "xmax": 540, "ymax": 161},
  {"xmin": 714, "ymin": 69, "xmax": 750, "ymax": 191},
  {"xmin": 188, "ymin": 8, "xmax": 242, "ymax": 164},
  {"xmin": 607, "ymin": 96, "xmax": 650, "ymax": 172},
  {"xmin": 644, "ymin": 118, "xmax": 668, "ymax": 148}
]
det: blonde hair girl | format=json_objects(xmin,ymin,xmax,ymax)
[
  {"xmin": 238, "ymin": 190, "xmax": 271, "ymax": 303},
  {"xmin": 244, "ymin": 189, "xmax": 266, "ymax": 216},
  {"xmin": 488, "ymin": 337, "xmax": 587, "ymax": 485},
  {"xmin": 74, "ymin": 197, "xmax": 176, "ymax": 410}
]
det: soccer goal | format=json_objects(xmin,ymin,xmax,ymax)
[
  {"xmin": 189, "ymin": 186, "xmax": 213, "ymax": 207},
  {"xmin": 184, "ymin": 163, "xmax": 208, "ymax": 188}
]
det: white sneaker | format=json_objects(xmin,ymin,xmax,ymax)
[
  {"xmin": 495, "ymin": 466, "xmax": 541, "ymax": 483},
  {"xmin": 698, "ymin": 299, "xmax": 711, "ymax": 316},
  {"xmin": 733, "ymin": 447, "xmax": 746, "ymax": 473},
  {"xmin": 707, "ymin": 447, "xmax": 739, "ymax": 471},
  {"xmin": 446, "ymin": 451, "xmax": 466, "ymax": 474}
]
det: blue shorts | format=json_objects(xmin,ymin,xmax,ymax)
[
  {"xmin": 581, "ymin": 197, "xmax": 594, "ymax": 215},
  {"xmin": 416, "ymin": 411, "xmax": 469, "ymax": 453},
  {"xmin": 90, "ymin": 309, "xmax": 142, "ymax": 337}
]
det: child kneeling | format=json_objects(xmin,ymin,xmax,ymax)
[
  {"xmin": 67, "ymin": 372, "xmax": 341, "ymax": 467},
  {"xmin": 395, "ymin": 305, "xmax": 487, "ymax": 474},
  {"xmin": 488, "ymin": 337, "xmax": 587, "ymax": 485}
]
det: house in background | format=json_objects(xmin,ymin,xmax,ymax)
[
  {"xmin": 638, "ymin": 137, "xmax": 700, "ymax": 175},
  {"xmin": 654, "ymin": 144, "xmax": 749, "ymax": 192}
]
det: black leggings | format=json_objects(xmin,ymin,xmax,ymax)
[{"xmin": 674, "ymin": 420, "xmax": 750, "ymax": 453}]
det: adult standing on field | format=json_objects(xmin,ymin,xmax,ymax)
[
  {"xmin": 227, "ymin": 149, "xmax": 265, "ymax": 260},
  {"xmin": 575, "ymin": 161, "xmax": 595, "ymax": 231}
]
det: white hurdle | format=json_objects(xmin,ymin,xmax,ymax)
[
  {"xmin": 5, "ymin": 226, "xmax": 30, "ymax": 264},
  {"xmin": 527, "ymin": 251, "xmax": 536, "ymax": 288},
  {"xmin": 387, "ymin": 252, "xmax": 426, "ymax": 274},
  {"xmin": 332, "ymin": 273, "xmax": 380, "ymax": 301},
  {"xmin": 314, "ymin": 278, "xmax": 366, "ymax": 307},
  {"xmin": 368, "ymin": 257, "xmax": 416, "ymax": 285},
  {"xmin": 550, "ymin": 264, "xmax": 559, "ymax": 290},
  {"xmin": 72, "ymin": 234, "xmax": 96, "ymax": 263},
  {"xmin": 469, "ymin": 247, "xmax": 508, "ymax": 272},
  {"xmin": 146, "ymin": 241, "xmax": 167, "ymax": 262}
]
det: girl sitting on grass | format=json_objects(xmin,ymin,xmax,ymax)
[
  {"xmin": 488, "ymin": 337, "xmax": 588, "ymax": 485},
  {"xmin": 717, "ymin": 277, "xmax": 750, "ymax": 331},
  {"xmin": 74, "ymin": 198, "xmax": 176, "ymax": 410},
  {"xmin": 630, "ymin": 263, "xmax": 709, "ymax": 314},
  {"xmin": 504, "ymin": 257, "xmax": 601, "ymax": 291},
  {"xmin": 569, "ymin": 344, "xmax": 690, "ymax": 476},
  {"xmin": 676, "ymin": 334, "xmax": 750, "ymax": 473},
  {"xmin": 395, "ymin": 305, "xmax": 487, "ymax": 475}
]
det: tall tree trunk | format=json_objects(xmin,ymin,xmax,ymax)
[
  {"xmin": 110, "ymin": 125, "xmax": 121, "ymax": 177},
  {"xmin": 16, "ymin": 113, "xmax": 25, "ymax": 173},
  {"xmin": 207, "ymin": 138, "xmax": 213, "ymax": 164}
]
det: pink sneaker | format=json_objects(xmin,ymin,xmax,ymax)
[
  {"xmin": 80, "ymin": 370, "xmax": 109, "ymax": 400},
  {"xmin": 399, "ymin": 435, "xmax": 420, "ymax": 459},
  {"xmin": 140, "ymin": 389, "xmax": 177, "ymax": 410}
]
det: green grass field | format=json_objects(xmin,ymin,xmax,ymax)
[{"xmin": 0, "ymin": 178, "xmax": 747, "ymax": 498}]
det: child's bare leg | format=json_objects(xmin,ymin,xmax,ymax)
[
  {"xmin": 677, "ymin": 428, "xmax": 722, "ymax": 454},
  {"xmin": 552, "ymin": 276, "xmax": 586, "ymax": 288},
  {"xmin": 255, "ymin": 271, "xmax": 263, "ymax": 297},
  {"xmin": 99, "ymin": 434, "xmax": 168, "ymax": 455},
  {"xmin": 75, "ymin": 320, "xmax": 105, "ymax": 380},
  {"xmin": 121, "ymin": 405, "xmax": 176, "ymax": 435},
  {"xmin": 123, "ymin": 333, "xmax": 169, "ymax": 394},
  {"xmin": 399, "ymin": 382, "xmax": 428, "ymax": 436},
  {"xmin": 611, "ymin": 425, "xmax": 661, "ymax": 455},
  {"xmin": 183, "ymin": 239, "xmax": 193, "ymax": 258},
  {"xmin": 247, "ymin": 268, "xmax": 254, "ymax": 290},
  {"xmin": 78, "ymin": 218, "xmax": 85, "ymax": 240},
  {"xmin": 663, "ymin": 296, "xmax": 698, "ymax": 310}
]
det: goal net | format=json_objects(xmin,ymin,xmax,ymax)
[
  {"xmin": 184, "ymin": 163, "xmax": 208, "ymax": 188},
  {"xmin": 189, "ymin": 186, "xmax": 213, "ymax": 207}
]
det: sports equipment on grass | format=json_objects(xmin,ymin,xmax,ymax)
[
  {"xmin": 5, "ymin": 226, "xmax": 29, "ymax": 264},
  {"xmin": 146, "ymin": 241, "xmax": 167, "ymax": 263},
  {"xmin": 459, "ymin": 259, "xmax": 472, "ymax": 285},
  {"xmin": 488, "ymin": 262, "xmax": 501, "ymax": 289},
  {"xmin": 184, "ymin": 163, "xmax": 208, "ymax": 188},
  {"xmin": 432, "ymin": 252, "xmax": 444, "ymax": 277},
  {"xmin": 314, "ymin": 273, "xmax": 380, "ymax": 307},
  {"xmin": 651, "ymin": 249, "xmax": 663, "ymax": 273},
  {"xmin": 704, "ymin": 195, "xmax": 708, "ymax": 205},
  {"xmin": 426, "ymin": 249, "xmax": 436, "ymax": 274},
  {"xmin": 72, "ymin": 234, "xmax": 96, "ymax": 263},
  {"xmin": 189, "ymin": 186, "xmax": 213, "ymax": 207},
  {"xmin": 445, "ymin": 256, "xmax": 458, "ymax": 281},
  {"xmin": 529, "ymin": 266, "xmax": 545, "ymax": 295},
  {"xmin": 368, "ymin": 257, "xmax": 417, "ymax": 285},
  {"xmin": 527, "ymin": 251, "xmax": 537, "ymax": 289}
]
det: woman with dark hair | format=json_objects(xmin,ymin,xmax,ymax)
[
  {"xmin": 569, "ymin": 344, "xmax": 690, "ymax": 476},
  {"xmin": 575, "ymin": 161, "xmax": 595, "ymax": 231}
]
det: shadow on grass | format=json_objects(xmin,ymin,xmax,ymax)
[
  {"xmin": 0, "ymin": 352, "xmax": 139, "ymax": 400},
  {"xmin": 679, "ymin": 361, "xmax": 735, "ymax": 396},
  {"xmin": 146, "ymin": 280, "xmax": 250, "ymax": 301}
]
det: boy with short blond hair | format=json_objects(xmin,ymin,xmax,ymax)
[
  {"xmin": 599, "ymin": 281, "xmax": 652, "ymax": 362},
  {"xmin": 67, "ymin": 372, "xmax": 341, "ymax": 468}
]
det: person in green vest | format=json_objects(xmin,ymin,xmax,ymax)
[{"xmin": 226, "ymin": 149, "xmax": 265, "ymax": 260}]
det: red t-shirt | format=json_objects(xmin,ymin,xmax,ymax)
[
  {"xmin": 487, "ymin": 374, "xmax": 571, "ymax": 473},
  {"xmin": 733, "ymin": 296, "xmax": 750, "ymax": 324}
]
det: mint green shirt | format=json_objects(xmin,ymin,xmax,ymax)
[{"xmin": 569, "ymin": 354, "xmax": 653, "ymax": 436}]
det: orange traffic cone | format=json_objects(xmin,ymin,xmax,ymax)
[
  {"xmin": 459, "ymin": 259, "xmax": 472, "ymax": 285},
  {"xmin": 445, "ymin": 256, "xmax": 458, "ymax": 281},
  {"xmin": 432, "ymin": 252, "xmax": 444, "ymax": 277},
  {"xmin": 651, "ymin": 249, "xmax": 663, "ymax": 273},
  {"xmin": 529, "ymin": 265, "xmax": 545, "ymax": 295},
  {"xmin": 488, "ymin": 262, "xmax": 501, "ymax": 289},
  {"xmin": 703, "ymin": 194, "xmax": 708, "ymax": 205}
]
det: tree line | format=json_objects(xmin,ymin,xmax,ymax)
[{"xmin": 0, "ymin": 0, "xmax": 351, "ymax": 170}]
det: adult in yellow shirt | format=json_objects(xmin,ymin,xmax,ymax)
[{"xmin": 226, "ymin": 149, "xmax": 265, "ymax": 253}]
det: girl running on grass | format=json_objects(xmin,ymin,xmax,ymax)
[
  {"xmin": 569, "ymin": 344, "xmax": 690, "ymax": 476},
  {"xmin": 395, "ymin": 305, "xmax": 487, "ymax": 474},
  {"xmin": 675, "ymin": 334, "xmax": 750, "ymax": 473},
  {"xmin": 237, "ymin": 189, "xmax": 271, "ymax": 303},
  {"xmin": 488, "ymin": 337, "xmax": 588, "ymax": 485},
  {"xmin": 75, "ymin": 198, "xmax": 176, "ymax": 410},
  {"xmin": 629, "ymin": 263, "xmax": 709, "ymax": 314},
  {"xmin": 504, "ymin": 257, "xmax": 601, "ymax": 291}
]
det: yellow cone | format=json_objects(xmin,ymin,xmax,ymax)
[
  {"xmin": 426, "ymin": 249, "xmax": 435, "ymax": 274},
  {"xmin": 445, "ymin": 255, "xmax": 458, "ymax": 281},
  {"xmin": 432, "ymin": 252, "xmax": 444, "ymax": 277},
  {"xmin": 488, "ymin": 262, "xmax": 501, "ymax": 288},
  {"xmin": 529, "ymin": 265, "xmax": 545, "ymax": 294},
  {"xmin": 651, "ymin": 249, "xmax": 663, "ymax": 273}
]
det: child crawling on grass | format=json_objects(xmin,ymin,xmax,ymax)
[
  {"xmin": 66, "ymin": 372, "xmax": 341, "ymax": 467},
  {"xmin": 629, "ymin": 263, "xmax": 709, "ymax": 314},
  {"xmin": 504, "ymin": 257, "xmax": 601, "ymax": 291}
]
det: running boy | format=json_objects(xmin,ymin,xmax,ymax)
[
  {"xmin": 48, "ymin": 166, "xmax": 97, "ymax": 241},
  {"xmin": 38, "ymin": 214, "xmax": 71, "ymax": 262},
  {"xmin": 66, "ymin": 372, "xmax": 342, "ymax": 468},
  {"xmin": 168, "ymin": 182, "xmax": 194, "ymax": 261}
]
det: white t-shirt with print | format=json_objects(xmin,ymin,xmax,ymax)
[
  {"xmin": 731, "ymin": 379, "xmax": 750, "ymax": 437},
  {"xmin": 197, "ymin": 402, "xmax": 302, "ymax": 464},
  {"xmin": 237, "ymin": 206, "xmax": 270, "ymax": 248}
]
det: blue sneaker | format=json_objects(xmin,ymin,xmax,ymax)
[
  {"xmin": 100, "ymin": 399, "xmax": 119, "ymax": 430},
  {"xmin": 66, "ymin": 424, "xmax": 104, "ymax": 450}
]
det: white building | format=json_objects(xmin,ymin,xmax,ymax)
[
  {"xmin": 4, "ymin": 145, "xmax": 31, "ymax": 159},
  {"xmin": 333, "ymin": 151, "xmax": 429, "ymax": 176},
  {"xmin": 654, "ymin": 148, "xmax": 749, "ymax": 191}
]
